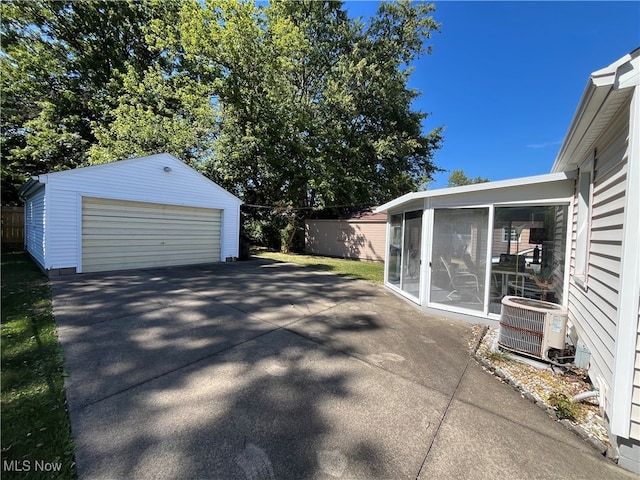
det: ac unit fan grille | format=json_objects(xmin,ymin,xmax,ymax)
[{"xmin": 499, "ymin": 303, "xmax": 546, "ymax": 357}]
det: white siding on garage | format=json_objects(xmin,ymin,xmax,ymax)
[
  {"xmin": 82, "ymin": 197, "xmax": 222, "ymax": 273},
  {"xmin": 24, "ymin": 187, "xmax": 46, "ymax": 268},
  {"xmin": 567, "ymin": 104, "xmax": 629, "ymax": 415},
  {"xmin": 40, "ymin": 154, "xmax": 240, "ymax": 270}
]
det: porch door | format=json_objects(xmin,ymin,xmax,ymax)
[
  {"xmin": 430, "ymin": 208, "xmax": 489, "ymax": 312},
  {"xmin": 387, "ymin": 210, "xmax": 422, "ymax": 300}
]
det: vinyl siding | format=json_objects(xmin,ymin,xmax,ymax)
[
  {"xmin": 551, "ymin": 205, "xmax": 568, "ymax": 303},
  {"xmin": 567, "ymin": 104, "xmax": 628, "ymax": 419},
  {"xmin": 39, "ymin": 154, "xmax": 240, "ymax": 270},
  {"xmin": 633, "ymin": 301, "xmax": 640, "ymax": 440},
  {"xmin": 305, "ymin": 219, "xmax": 386, "ymax": 261},
  {"xmin": 24, "ymin": 188, "xmax": 46, "ymax": 268}
]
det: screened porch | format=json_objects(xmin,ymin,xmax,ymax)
[{"xmin": 378, "ymin": 173, "xmax": 575, "ymax": 322}]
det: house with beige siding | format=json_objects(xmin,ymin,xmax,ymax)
[
  {"xmin": 19, "ymin": 153, "xmax": 242, "ymax": 275},
  {"xmin": 376, "ymin": 48, "xmax": 639, "ymax": 472},
  {"xmin": 305, "ymin": 208, "xmax": 387, "ymax": 261}
]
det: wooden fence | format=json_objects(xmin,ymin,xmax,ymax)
[{"xmin": 2, "ymin": 206, "xmax": 24, "ymax": 249}]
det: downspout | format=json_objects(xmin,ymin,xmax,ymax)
[{"xmin": 573, "ymin": 390, "xmax": 599, "ymax": 403}]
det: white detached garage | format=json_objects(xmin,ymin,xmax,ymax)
[{"xmin": 19, "ymin": 153, "xmax": 242, "ymax": 275}]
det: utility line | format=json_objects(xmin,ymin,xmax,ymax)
[{"xmin": 241, "ymin": 203, "xmax": 377, "ymax": 211}]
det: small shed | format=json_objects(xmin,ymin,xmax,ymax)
[
  {"xmin": 19, "ymin": 153, "xmax": 242, "ymax": 275},
  {"xmin": 305, "ymin": 207, "xmax": 387, "ymax": 261}
]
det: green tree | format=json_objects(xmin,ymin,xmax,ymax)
[
  {"xmin": 2, "ymin": 0, "xmax": 443, "ymax": 255},
  {"xmin": 183, "ymin": 0, "xmax": 443, "ymax": 251},
  {"xmin": 1, "ymin": 0, "xmax": 184, "ymax": 202},
  {"xmin": 447, "ymin": 169, "xmax": 490, "ymax": 187},
  {"xmin": 87, "ymin": 65, "xmax": 217, "ymax": 166}
]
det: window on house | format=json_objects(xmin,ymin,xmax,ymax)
[{"xmin": 502, "ymin": 227, "xmax": 520, "ymax": 243}]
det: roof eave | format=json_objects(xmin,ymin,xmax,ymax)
[
  {"xmin": 18, "ymin": 176, "xmax": 45, "ymax": 200},
  {"xmin": 376, "ymin": 192, "xmax": 420, "ymax": 213},
  {"xmin": 552, "ymin": 48, "xmax": 640, "ymax": 173},
  {"xmin": 375, "ymin": 171, "xmax": 576, "ymax": 213}
]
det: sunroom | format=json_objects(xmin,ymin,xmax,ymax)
[{"xmin": 376, "ymin": 172, "xmax": 576, "ymax": 324}]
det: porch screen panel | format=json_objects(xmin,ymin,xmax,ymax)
[
  {"xmin": 490, "ymin": 205, "xmax": 568, "ymax": 313},
  {"xmin": 401, "ymin": 210, "xmax": 422, "ymax": 298},
  {"xmin": 430, "ymin": 208, "xmax": 489, "ymax": 312},
  {"xmin": 387, "ymin": 214, "xmax": 403, "ymax": 288}
]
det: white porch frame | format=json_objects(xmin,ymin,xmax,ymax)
[{"xmin": 378, "ymin": 172, "xmax": 576, "ymax": 323}]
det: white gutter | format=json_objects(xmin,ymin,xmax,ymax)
[{"xmin": 17, "ymin": 176, "xmax": 46, "ymax": 201}]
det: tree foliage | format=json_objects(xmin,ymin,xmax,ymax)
[
  {"xmin": 186, "ymin": 0, "xmax": 443, "ymax": 250},
  {"xmin": 202, "ymin": 1, "xmax": 443, "ymax": 206},
  {"xmin": 2, "ymin": 0, "xmax": 443, "ymax": 251},
  {"xmin": 447, "ymin": 169, "xmax": 490, "ymax": 187},
  {"xmin": 1, "ymin": 0, "xmax": 193, "ymax": 200}
]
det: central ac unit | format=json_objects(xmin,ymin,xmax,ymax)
[{"xmin": 498, "ymin": 296, "xmax": 568, "ymax": 361}]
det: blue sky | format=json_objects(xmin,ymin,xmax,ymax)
[{"xmin": 345, "ymin": 1, "xmax": 640, "ymax": 189}]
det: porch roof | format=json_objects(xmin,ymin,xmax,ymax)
[{"xmin": 375, "ymin": 171, "xmax": 576, "ymax": 214}]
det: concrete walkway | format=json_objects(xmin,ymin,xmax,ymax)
[{"xmin": 52, "ymin": 259, "xmax": 635, "ymax": 479}]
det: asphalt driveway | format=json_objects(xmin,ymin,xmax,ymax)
[{"xmin": 52, "ymin": 259, "xmax": 634, "ymax": 479}]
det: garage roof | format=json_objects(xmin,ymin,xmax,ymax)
[{"xmin": 19, "ymin": 153, "xmax": 242, "ymax": 205}]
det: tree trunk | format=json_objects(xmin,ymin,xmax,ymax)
[{"xmin": 280, "ymin": 216, "xmax": 297, "ymax": 253}]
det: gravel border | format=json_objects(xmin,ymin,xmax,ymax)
[{"xmin": 470, "ymin": 325, "xmax": 618, "ymax": 461}]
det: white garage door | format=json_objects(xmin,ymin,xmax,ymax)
[{"xmin": 82, "ymin": 197, "xmax": 222, "ymax": 273}]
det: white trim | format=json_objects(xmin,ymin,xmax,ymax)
[
  {"xmin": 383, "ymin": 220, "xmax": 390, "ymax": 285},
  {"xmin": 426, "ymin": 204, "xmax": 492, "ymax": 316},
  {"xmin": 419, "ymin": 203, "xmax": 429, "ymax": 305},
  {"xmin": 422, "ymin": 303, "xmax": 498, "ymax": 327},
  {"xmin": 219, "ymin": 207, "xmax": 228, "ymax": 259},
  {"xmin": 376, "ymin": 172, "xmax": 575, "ymax": 213},
  {"xmin": 573, "ymin": 153, "xmax": 594, "ymax": 287},
  {"xmin": 484, "ymin": 206, "xmax": 495, "ymax": 315},
  {"xmin": 76, "ymin": 194, "xmax": 84, "ymax": 273},
  {"xmin": 43, "ymin": 182, "xmax": 51, "ymax": 270},
  {"xmin": 31, "ymin": 153, "xmax": 243, "ymax": 206},
  {"xmin": 610, "ymin": 87, "xmax": 640, "ymax": 438},
  {"xmin": 422, "ymin": 198, "xmax": 434, "ymax": 305},
  {"xmin": 562, "ymin": 199, "xmax": 574, "ymax": 310},
  {"xmin": 401, "ymin": 209, "xmax": 423, "ymax": 304},
  {"xmin": 399, "ymin": 213, "xmax": 406, "ymax": 294}
]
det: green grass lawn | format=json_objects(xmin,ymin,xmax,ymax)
[
  {"xmin": 254, "ymin": 250, "xmax": 385, "ymax": 284},
  {"xmin": 1, "ymin": 252, "xmax": 76, "ymax": 479}
]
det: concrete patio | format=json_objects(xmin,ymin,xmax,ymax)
[{"xmin": 51, "ymin": 259, "xmax": 635, "ymax": 479}]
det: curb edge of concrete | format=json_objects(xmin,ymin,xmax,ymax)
[{"xmin": 470, "ymin": 325, "xmax": 617, "ymax": 462}]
